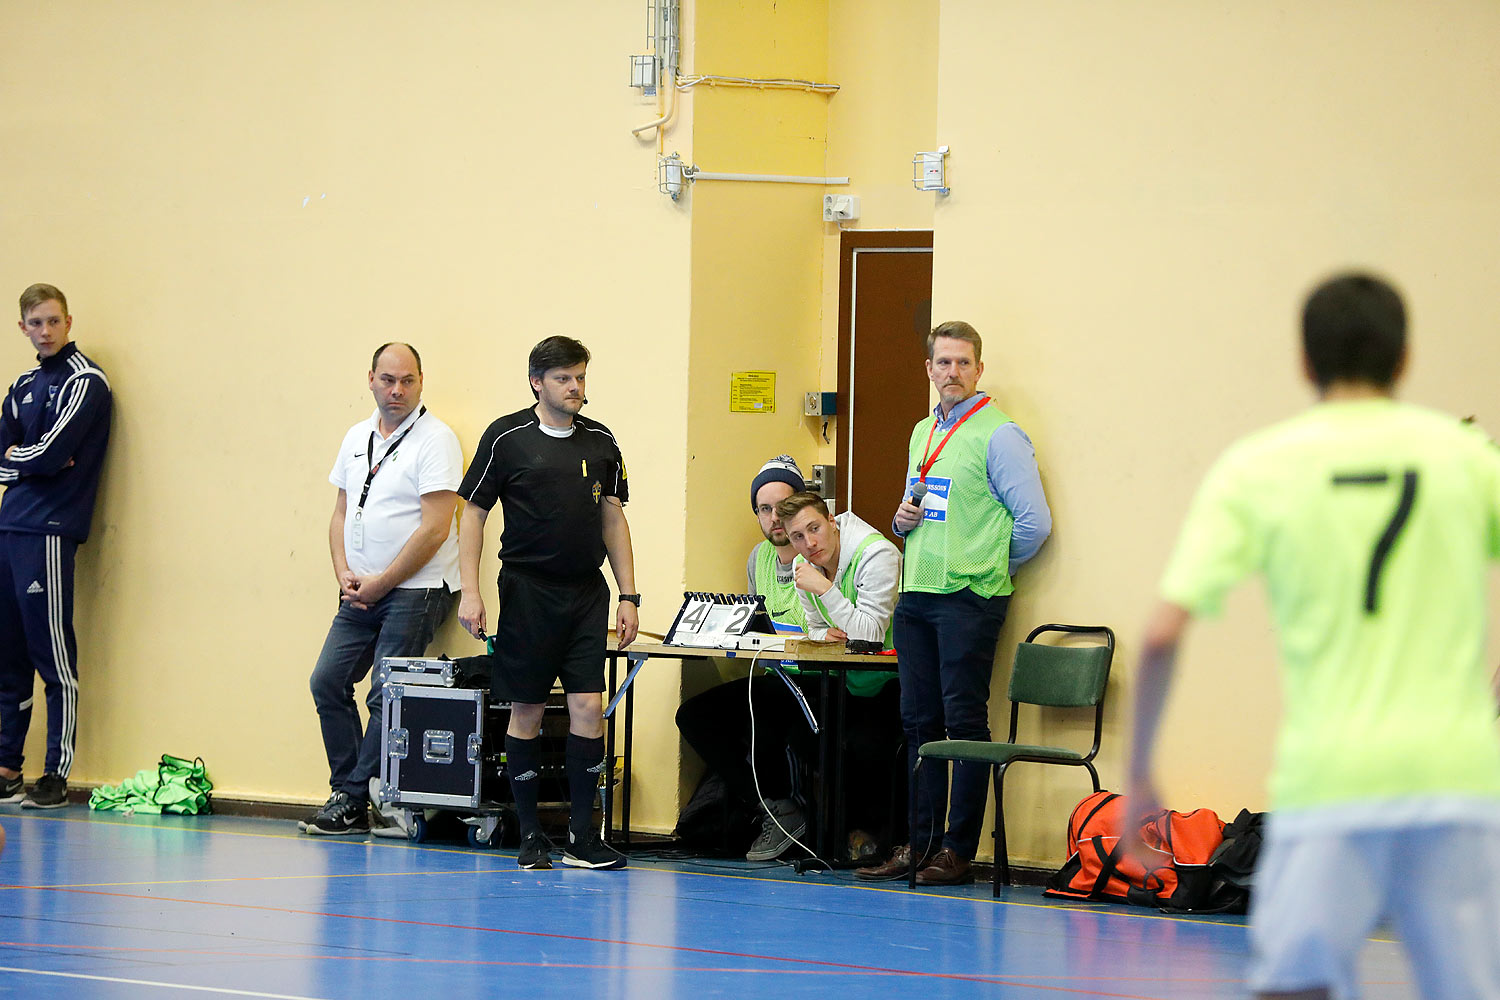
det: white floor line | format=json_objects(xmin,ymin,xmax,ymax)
[{"xmin": 0, "ymin": 965, "xmax": 325, "ymax": 999}]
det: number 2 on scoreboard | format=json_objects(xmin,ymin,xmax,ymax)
[{"xmin": 723, "ymin": 604, "xmax": 753, "ymax": 634}]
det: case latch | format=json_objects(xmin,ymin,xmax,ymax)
[{"xmin": 423, "ymin": 730, "xmax": 455, "ymax": 764}]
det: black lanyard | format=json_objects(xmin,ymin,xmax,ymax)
[{"xmin": 356, "ymin": 406, "xmax": 425, "ymax": 513}]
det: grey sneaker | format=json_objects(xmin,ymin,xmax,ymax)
[
  {"xmin": 366, "ymin": 778, "xmax": 411, "ymax": 837},
  {"xmin": 0, "ymin": 773, "xmax": 23, "ymax": 804},
  {"xmin": 297, "ymin": 793, "xmax": 339, "ymax": 832},
  {"xmin": 22, "ymin": 773, "xmax": 68, "ymax": 810},
  {"xmin": 560, "ymin": 830, "xmax": 626, "ymax": 870},
  {"xmin": 305, "ymin": 791, "xmax": 370, "ymax": 836},
  {"xmin": 518, "ymin": 831, "xmax": 554, "ymax": 870},
  {"xmin": 745, "ymin": 798, "xmax": 806, "ymax": 862}
]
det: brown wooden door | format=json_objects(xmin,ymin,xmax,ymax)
[{"xmin": 836, "ymin": 231, "xmax": 934, "ymax": 540}]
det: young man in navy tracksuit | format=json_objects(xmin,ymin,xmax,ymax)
[{"xmin": 0, "ymin": 284, "xmax": 112, "ymax": 809}]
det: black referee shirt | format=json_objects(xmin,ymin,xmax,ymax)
[{"xmin": 459, "ymin": 407, "xmax": 629, "ymax": 581}]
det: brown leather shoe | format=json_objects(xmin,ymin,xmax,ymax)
[
  {"xmin": 855, "ymin": 844, "xmax": 928, "ymax": 882},
  {"xmin": 914, "ymin": 848, "xmax": 973, "ymax": 886}
]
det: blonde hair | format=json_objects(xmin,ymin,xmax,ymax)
[{"xmin": 19, "ymin": 283, "xmax": 67, "ymax": 319}]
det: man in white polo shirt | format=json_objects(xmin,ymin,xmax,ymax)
[{"xmin": 304, "ymin": 342, "xmax": 462, "ymax": 836}]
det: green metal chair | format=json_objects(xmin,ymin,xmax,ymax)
[{"xmin": 911, "ymin": 623, "xmax": 1115, "ymax": 895}]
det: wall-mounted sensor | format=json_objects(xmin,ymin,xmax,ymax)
[
  {"xmin": 913, "ymin": 146, "xmax": 950, "ymax": 195},
  {"xmin": 822, "ymin": 194, "xmax": 860, "ymax": 221},
  {"xmin": 803, "ymin": 391, "xmax": 837, "ymax": 416}
]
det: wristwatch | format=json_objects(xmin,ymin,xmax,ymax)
[{"xmin": 618, "ymin": 593, "xmax": 641, "ymax": 606}]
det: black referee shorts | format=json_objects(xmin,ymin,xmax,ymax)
[{"xmin": 492, "ymin": 568, "xmax": 609, "ymax": 704}]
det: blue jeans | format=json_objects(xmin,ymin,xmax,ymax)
[
  {"xmin": 894, "ymin": 588, "xmax": 1010, "ymax": 860},
  {"xmin": 309, "ymin": 587, "xmax": 454, "ymax": 800}
]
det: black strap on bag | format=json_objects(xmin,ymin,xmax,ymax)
[
  {"xmin": 1087, "ymin": 806, "xmax": 1176, "ymax": 907},
  {"xmin": 1089, "ymin": 835, "xmax": 1123, "ymax": 899}
]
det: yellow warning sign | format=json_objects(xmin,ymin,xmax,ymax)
[{"xmin": 729, "ymin": 371, "xmax": 776, "ymax": 413}]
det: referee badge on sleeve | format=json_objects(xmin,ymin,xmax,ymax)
[{"xmin": 592, "ymin": 481, "xmax": 602, "ymax": 504}]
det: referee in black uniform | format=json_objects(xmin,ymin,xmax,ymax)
[{"xmin": 457, "ymin": 336, "xmax": 639, "ymax": 870}]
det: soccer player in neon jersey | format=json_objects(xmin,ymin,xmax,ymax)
[{"xmin": 1128, "ymin": 273, "xmax": 1500, "ymax": 1000}]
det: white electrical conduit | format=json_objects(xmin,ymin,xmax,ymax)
[
  {"xmin": 635, "ymin": 73, "xmax": 838, "ymax": 137},
  {"xmin": 677, "ymin": 74, "xmax": 840, "ymax": 94},
  {"xmin": 687, "ymin": 170, "xmax": 850, "ymax": 185},
  {"xmin": 632, "ymin": 74, "xmax": 679, "ymax": 138}
]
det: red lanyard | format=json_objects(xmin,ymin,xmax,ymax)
[{"xmin": 918, "ymin": 396, "xmax": 990, "ymax": 481}]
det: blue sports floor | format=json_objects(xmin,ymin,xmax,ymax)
[{"xmin": 0, "ymin": 807, "xmax": 1418, "ymax": 998}]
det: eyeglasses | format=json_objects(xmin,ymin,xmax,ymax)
[{"xmin": 755, "ymin": 505, "xmax": 777, "ymax": 517}]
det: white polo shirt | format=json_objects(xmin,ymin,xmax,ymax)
[{"xmin": 328, "ymin": 406, "xmax": 463, "ymax": 590}]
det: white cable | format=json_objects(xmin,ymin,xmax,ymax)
[
  {"xmin": 686, "ymin": 169, "xmax": 849, "ymax": 185},
  {"xmin": 746, "ymin": 649, "xmax": 828, "ymax": 870},
  {"xmin": 676, "ymin": 74, "xmax": 840, "ymax": 94}
]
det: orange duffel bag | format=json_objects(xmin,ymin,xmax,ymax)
[{"xmin": 1043, "ymin": 790, "xmax": 1225, "ymax": 910}]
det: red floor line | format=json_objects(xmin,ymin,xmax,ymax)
[{"xmin": 35, "ymin": 885, "xmax": 1167, "ymax": 997}]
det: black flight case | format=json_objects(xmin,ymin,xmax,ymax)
[{"xmin": 376, "ymin": 655, "xmax": 571, "ymax": 848}]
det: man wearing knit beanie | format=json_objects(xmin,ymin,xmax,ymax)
[{"xmin": 748, "ymin": 455, "xmax": 806, "ymax": 516}]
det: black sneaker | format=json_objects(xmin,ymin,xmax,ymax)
[
  {"xmin": 560, "ymin": 830, "xmax": 626, "ymax": 870},
  {"xmin": 305, "ymin": 791, "xmax": 370, "ymax": 836},
  {"xmin": 297, "ymin": 793, "xmax": 338, "ymax": 832},
  {"xmin": 0, "ymin": 773, "xmax": 23, "ymax": 804},
  {"xmin": 22, "ymin": 773, "xmax": 67, "ymax": 810},
  {"xmin": 517, "ymin": 831, "xmax": 554, "ymax": 870}
]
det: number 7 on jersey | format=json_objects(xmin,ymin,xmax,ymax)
[{"xmin": 1331, "ymin": 469, "xmax": 1419, "ymax": 614}]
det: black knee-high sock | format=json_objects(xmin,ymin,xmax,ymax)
[
  {"xmin": 565, "ymin": 734, "xmax": 606, "ymax": 840},
  {"xmin": 505, "ymin": 734, "xmax": 542, "ymax": 836}
]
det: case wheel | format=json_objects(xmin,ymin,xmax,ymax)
[
  {"xmin": 409, "ymin": 811, "xmax": 428, "ymax": 843},
  {"xmin": 465, "ymin": 811, "xmax": 511, "ymax": 849}
]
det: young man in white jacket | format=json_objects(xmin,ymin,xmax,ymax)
[
  {"xmin": 775, "ymin": 492, "xmax": 902, "ymax": 860},
  {"xmin": 780, "ymin": 493, "xmax": 900, "ymax": 646}
]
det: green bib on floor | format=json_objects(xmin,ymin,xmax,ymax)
[{"xmin": 89, "ymin": 754, "xmax": 213, "ymax": 815}]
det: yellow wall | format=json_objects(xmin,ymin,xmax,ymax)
[
  {"xmin": 677, "ymin": 1, "xmax": 834, "ymax": 798},
  {"xmin": 686, "ymin": 0, "xmax": 832, "ymax": 588},
  {"xmin": 934, "ymin": 1, "xmax": 1500, "ymax": 865},
  {"xmin": 816, "ymin": 0, "xmax": 941, "ymax": 467},
  {"xmin": 0, "ymin": 1, "xmax": 691, "ymax": 828}
]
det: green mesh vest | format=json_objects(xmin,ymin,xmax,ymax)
[
  {"xmin": 903, "ymin": 398, "xmax": 1016, "ymax": 598},
  {"xmin": 752, "ymin": 540, "xmax": 808, "ymax": 632},
  {"xmin": 796, "ymin": 534, "xmax": 898, "ymax": 697}
]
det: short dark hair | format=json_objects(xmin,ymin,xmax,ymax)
[
  {"xmin": 371, "ymin": 342, "xmax": 423, "ymax": 375},
  {"xmin": 773, "ymin": 491, "xmax": 830, "ymax": 525},
  {"xmin": 927, "ymin": 320, "xmax": 982, "ymax": 362},
  {"xmin": 528, "ymin": 336, "xmax": 591, "ymax": 398},
  {"xmin": 19, "ymin": 283, "xmax": 67, "ymax": 319},
  {"xmin": 1301, "ymin": 273, "xmax": 1406, "ymax": 390}
]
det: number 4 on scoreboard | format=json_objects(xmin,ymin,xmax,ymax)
[{"xmin": 678, "ymin": 599, "xmax": 711, "ymax": 631}]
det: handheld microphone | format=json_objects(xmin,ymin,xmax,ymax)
[{"xmin": 899, "ymin": 480, "xmax": 929, "ymax": 590}]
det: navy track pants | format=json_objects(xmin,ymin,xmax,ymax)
[{"xmin": 0, "ymin": 532, "xmax": 79, "ymax": 778}]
